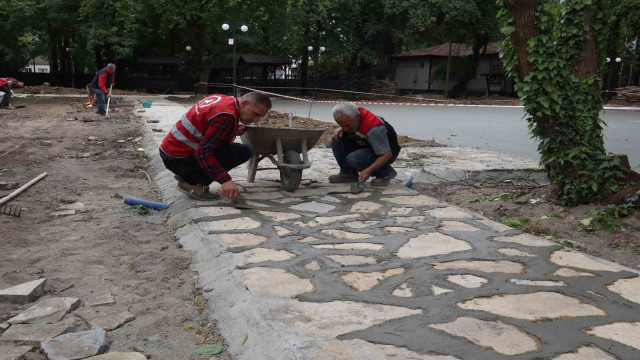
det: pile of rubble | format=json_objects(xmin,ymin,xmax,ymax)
[
  {"xmin": 0, "ymin": 279, "xmax": 144, "ymax": 359},
  {"xmin": 615, "ymin": 86, "xmax": 640, "ymax": 103}
]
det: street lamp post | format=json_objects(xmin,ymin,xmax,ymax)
[
  {"xmin": 223, "ymin": 23, "xmax": 248, "ymax": 97},
  {"xmin": 66, "ymin": 47, "xmax": 75, "ymax": 88},
  {"xmin": 185, "ymin": 45, "xmax": 195, "ymax": 93}
]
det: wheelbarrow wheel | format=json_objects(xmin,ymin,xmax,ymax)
[{"xmin": 280, "ymin": 150, "xmax": 303, "ymax": 192}]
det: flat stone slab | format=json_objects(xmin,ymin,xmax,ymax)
[
  {"xmin": 199, "ymin": 206, "xmax": 241, "ymax": 217},
  {"xmin": 396, "ymin": 216, "xmax": 425, "ymax": 224},
  {"xmin": 289, "ymin": 201, "xmax": 336, "ymax": 214},
  {"xmin": 243, "ymin": 192, "xmax": 283, "ymax": 200},
  {"xmin": 304, "ymin": 261, "xmax": 321, "ymax": 271},
  {"xmin": 447, "ymin": 274, "xmax": 488, "ymax": 288},
  {"xmin": 0, "ymin": 278, "xmax": 46, "ymax": 305},
  {"xmin": 387, "ymin": 207, "xmax": 412, "ymax": 216},
  {"xmin": 432, "ymin": 286, "xmax": 453, "ymax": 295},
  {"xmin": 86, "ymin": 352, "xmax": 147, "ymax": 360},
  {"xmin": 586, "ymin": 322, "xmax": 640, "ymax": 350},
  {"xmin": 350, "ymin": 201, "xmax": 383, "ymax": 214},
  {"xmin": 384, "ymin": 227, "xmax": 415, "ymax": 233},
  {"xmin": 85, "ymin": 293, "xmax": 115, "ymax": 308},
  {"xmin": 382, "ymin": 187, "xmax": 418, "ymax": 195},
  {"xmin": 391, "ymin": 283, "xmax": 414, "ymax": 297},
  {"xmin": 381, "ymin": 195, "xmax": 445, "ymax": 206},
  {"xmin": 432, "ymin": 260, "xmax": 525, "ymax": 274},
  {"xmin": 264, "ymin": 300, "xmax": 421, "ymax": 338},
  {"xmin": 549, "ymin": 250, "xmax": 627, "ymax": 272},
  {"xmin": 219, "ymin": 233, "xmax": 267, "ymax": 248},
  {"xmin": 340, "ymin": 268, "xmax": 405, "ymax": 291},
  {"xmin": 0, "ymin": 317, "xmax": 75, "ymax": 345},
  {"xmin": 341, "ymin": 192, "xmax": 371, "ymax": 199},
  {"xmin": 42, "ymin": 329, "xmax": 107, "ymax": 360},
  {"xmin": 316, "ymin": 195, "xmax": 341, "ymax": 203},
  {"xmin": 321, "ymin": 230, "xmax": 373, "ymax": 240},
  {"xmin": 344, "ymin": 221, "xmax": 380, "ymax": 229},
  {"xmin": 477, "ymin": 218, "xmax": 513, "ymax": 232},
  {"xmin": 493, "ymin": 233, "xmax": 557, "ymax": 247},
  {"xmin": 240, "ymin": 248, "xmax": 296, "ymax": 264},
  {"xmin": 243, "ymin": 267, "xmax": 313, "ymax": 297},
  {"xmin": 607, "ymin": 277, "xmax": 640, "ymax": 304},
  {"xmin": 313, "ymin": 243, "xmax": 384, "ymax": 251},
  {"xmin": 306, "ymin": 339, "xmax": 457, "ymax": 360},
  {"xmin": 458, "ymin": 292, "xmax": 606, "ymax": 321},
  {"xmin": 326, "ymin": 255, "xmax": 378, "ymax": 267},
  {"xmin": 274, "ymin": 226, "xmax": 293, "ymax": 236},
  {"xmin": 430, "ymin": 317, "xmax": 541, "ymax": 355},
  {"xmin": 0, "ymin": 345, "xmax": 34, "ymax": 360},
  {"xmin": 258, "ymin": 211, "xmax": 301, "ymax": 222},
  {"xmin": 75, "ymin": 308, "xmax": 135, "ymax": 331},
  {"xmin": 498, "ymin": 248, "xmax": 537, "ymax": 257},
  {"xmin": 509, "ymin": 279, "xmax": 566, "ymax": 287},
  {"xmin": 552, "ymin": 267, "xmax": 597, "ymax": 277},
  {"xmin": 551, "ymin": 345, "xmax": 617, "ymax": 360},
  {"xmin": 396, "ymin": 233, "xmax": 472, "ymax": 259},
  {"xmin": 426, "ymin": 207, "xmax": 473, "ymax": 219},
  {"xmin": 207, "ymin": 217, "xmax": 261, "ymax": 232},
  {"xmin": 438, "ymin": 221, "xmax": 479, "ymax": 232},
  {"xmin": 8, "ymin": 297, "xmax": 80, "ymax": 325},
  {"xmin": 297, "ymin": 214, "xmax": 360, "ymax": 228},
  {"xmin": 297, "ymin": 236, "xmax": 321, "ymax": 243}
]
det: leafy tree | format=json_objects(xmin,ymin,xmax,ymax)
[{"xmin": 499, "ymin": 0, "xmax": 627, "ymax": 205}]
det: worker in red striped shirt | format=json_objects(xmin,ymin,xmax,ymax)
[
  {"xmin": 159, "ymin": 92, "xmax": 271, "ymax": 201},
  {"xmin": 0, "ymin": 77, "xmax": 25, "ymax": 109}
]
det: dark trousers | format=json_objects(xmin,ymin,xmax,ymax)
[
  {"xmin": 0, "ymin": 85, "xmax": 11, "ymax": 107},
  {"xmin": 331, "ymin": 136, "xmax": 399, "ymax": 177},
  {"xmin": 94, "ymin": 89, "xmax": 106, "ymax": 115},
  {"xmin": 160, "ymin": 143, "xmax": 253, "ymax": 186}
]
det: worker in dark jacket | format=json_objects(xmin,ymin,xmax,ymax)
[
  {"xmin": 328, "ymin": 102, "xmax": 401, "ymax": 186},
  {"xmin": 91, "ymin": 63, "xmax": 116, "ymax": 115},
  {"xmin": 0, "ymin": 77, "xmax": 25, "ymax": 109}
]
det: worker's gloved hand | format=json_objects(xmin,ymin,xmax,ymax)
[
  {"xmin": 220, "ymin": 181, "xmax": 239, "ymax": 202},
  {"xmin": 332, "ymin": 128, "xmax": 343, "ymax": 139},
  {"xmin": 105, "ymin": 92, "xmax": 110, "ymax": 97}
]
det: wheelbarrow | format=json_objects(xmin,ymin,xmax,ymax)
[{"xmin": 241, "ymin": 126, "xmax": 327, "ymax": 192}]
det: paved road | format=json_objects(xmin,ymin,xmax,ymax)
[{"xmin": 272, "ymin": 100, "xmax": 640, "ymax": 170}]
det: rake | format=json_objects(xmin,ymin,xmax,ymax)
[{"xmin": 0, "ymin": 204, "xmax": 22, "ymax": 217}]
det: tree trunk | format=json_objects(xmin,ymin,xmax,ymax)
[
  {"xmin": 444, "ymin": 41, "xmax": 452, "ymax": 98},
  {"xmin": 504, "ymin": 0, "xmax": 537, "ymax": 78}
]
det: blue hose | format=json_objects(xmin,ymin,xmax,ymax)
[{"xmin": 124, "ymin": 197, "xmax": 170, "ymax": 210}]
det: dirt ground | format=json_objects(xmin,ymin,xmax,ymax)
[
  {"xmin": 0, "ymin": 97, "xmax": 230, "ymax": 359},
  {"xmin": 417, "ymin": 169, "xmax": 640, "ymax": 270},
  {"xmin": 14, "ymin": 85, "xmax": 147, "ymax": 96}
]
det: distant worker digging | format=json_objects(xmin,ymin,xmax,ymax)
[
  {"xmin": 329, "ymin": 102, "xmax": 401, "ymax": 186},
  {"xmin": 0, "ymin": 77, "xmax": 25, "ymax": 109},
  {"xmin": 91, "ymin": 63, "xmax": 116, "ymax": 116}
]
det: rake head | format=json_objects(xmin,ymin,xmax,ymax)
[{"xmin": 0, "ymin": 204, "xmax": 22, "ymax": 217}]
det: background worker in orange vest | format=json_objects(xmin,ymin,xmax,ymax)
[
  {"xmin": 328, "ymin": 102, "xmax": 401, "ymax": 186},
  {"xmin": 159, "ymin": 92, "xmax": 271, "ymax": 201},
  {"xmin": 0, "ymin": 77, "xmax": 25, "ymax": 109}
]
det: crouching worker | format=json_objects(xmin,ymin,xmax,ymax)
[
  {"xmin": 329, "ymin": 102, "xmax": 401, "ymax": 186},
  {"xmin": 0, "ymin": 77, "xmax": 25, "ymax": 109},
  {"xmin": 159, "ymin": 92, "xmax": 271, "ymax": 201}
]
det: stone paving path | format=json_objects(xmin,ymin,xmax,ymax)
[{"xmin": 142, "ymin": 100, "xmax": 640, "ymax": 360}]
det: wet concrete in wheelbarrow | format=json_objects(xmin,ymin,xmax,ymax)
[{"xmin": 140, "ymin": 99, "xmax": 640, "ymax": 360}]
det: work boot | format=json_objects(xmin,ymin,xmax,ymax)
[
  {"xmin": 328, "ymin": 173, "xmax": 358, "ymax": 183},
  {"xmin": 371, "ymin": 167, "xmax": 397, "ymax": 186}
]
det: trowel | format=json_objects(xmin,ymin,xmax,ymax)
[{"xmin": 350, "ymin": 181, "xmax": 363, "ymax": 194}]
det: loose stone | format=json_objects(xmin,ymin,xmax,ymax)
[
  {"xmin": 497, "ymin": 248, "xmax": 537, "ymax": 257},
  {"xmin": 76, "ymin": 308, "xmax": 135, "ymax": 331},
  {"xmin": 494, "ymin": 233, "xmax": 556, "ymax": 247},
  {"xmin": 8, "ymin": 297, "xmax": 80, "ymax": 325},
  {"xmin": 321, "ymin": 230, "xmax": 373, "ymax": 240},
  {"xmin": 326, "ymin": 255, "xmax": 378, "ymax": 266},
  {"xmin": 258, "ymin": 211, "xmax": 301, "ymax": 222},
  {"xmin": 41, "ymin": 329, "xmax": 107, "ymax": 360},
  {"xmin": 438, "ymin": 221, "xmax": 479, "ymax": 232},
  {"xmin": 0, "ymin": 317, "xmax": 76, "ymax": 346},
  {"xmin": 0, "ymin": 278, "xmax": 46, "ymax": 305},
  {"xmin": 607, "ymin": 277, "xmax": 640, "ymax": 304},
  {"xmin": 549, "ymin": 250, "xmax": 627, "ymax": 272},
  {"xmin": 0, "ymin": 345, "xmax": 34, "ymax": 360},
  {"xmin": 85, "ymin": 352, "xmax": 147, "ymax": 360}
]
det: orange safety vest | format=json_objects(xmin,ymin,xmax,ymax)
[
  {"xmin": 356, "ymin": 107, "xmax": 400, "ymax": 152},
  {"xmin": 160, "ymin": 95, "xmax": 239, "ymax": 157}
]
